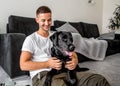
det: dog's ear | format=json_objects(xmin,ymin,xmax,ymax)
[
  {"xmin": 50, "ymin": 32, "xmax": 58, "ymax": 46},
  {"xmin": 68, "ymin": 32, "xmax": 73, "ymax": 42},
  {"xmin": 50, "ymin": 33, "xmax": 55, "ymax": 42}
]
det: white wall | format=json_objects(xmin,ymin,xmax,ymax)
[
  {"xmin": 102, "ymin": 0, "xmax": 120, "ymax": 33},
  {"xmin": 0, "ymin": 0, "xmax": 102, "ymax": 33}
]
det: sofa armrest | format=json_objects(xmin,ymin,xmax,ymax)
[{"xmin": 0, "ymin": 33, "xmax": 29, "ymax": 78}]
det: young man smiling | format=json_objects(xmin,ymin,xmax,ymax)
[{"xmin": 20, "ymin": 6, "xmax": 110, "ymax": 86}]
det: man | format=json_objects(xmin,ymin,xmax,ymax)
[{"xmin": 20, "ymin": 6, "xmax": 110, "ymax": 86}]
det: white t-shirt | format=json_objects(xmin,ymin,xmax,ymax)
[{"xmin": 22, "ymin": 32, "xmax": 53, "ymax": 78}]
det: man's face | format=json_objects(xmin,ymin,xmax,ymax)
[{"xmin": 36, "ymin": 13, "xmax": 52, "ymax": 32}]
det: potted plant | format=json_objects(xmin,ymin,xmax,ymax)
[{"xmin": 108, "ymin": 4, "xmax": 120, "ymax": 30}]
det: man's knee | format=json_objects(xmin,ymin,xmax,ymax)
[
  {"xmin": 84, "ymin": 74, "xmax": 110, "ymax": 86},
  {"xmin": 77, "ymin": 72, "xmax": 110, "ymax": 86},
  {"xmin": 94, "ymin": 74, "xmax": 110, "ymax": 86}
]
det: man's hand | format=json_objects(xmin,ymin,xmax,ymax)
[
  {"xmin": 65, "ymin": 52, "xmax": 78, "ymax": 70},
  {"xmin": 47, "ymin": 57, "xmax": 62, "ymax": 70}
]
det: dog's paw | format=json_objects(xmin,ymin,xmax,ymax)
[
  {"xmin": 77, "ymin": 68, "xmax": 89, "ymax": 72},
  {"xmin": 75, "ymin": 65, "xmax": 89, "ymax": 72}
]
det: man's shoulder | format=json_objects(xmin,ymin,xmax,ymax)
[
  {"xmin": 27, "ymin": 32, "xmax": 37, "ymax": 39},
  {"xmin": 24, "ymin": 32, "xmax": 37, "ymax": 43}
]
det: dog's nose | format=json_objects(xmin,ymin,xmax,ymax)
[{"xmin": 68, "ymin": 44, "xmax": 75, "ymax": 51}]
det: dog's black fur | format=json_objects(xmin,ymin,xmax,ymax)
[{"xmin": 43, "ymin": 31, "xmax": 89, "ymax": 86}]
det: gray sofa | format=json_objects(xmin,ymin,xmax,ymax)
[{"xmin": 0, "ymin": 15, "xmax": 120, "ymax": 86}]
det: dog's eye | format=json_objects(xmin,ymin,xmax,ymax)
[
  {"xmin": 62, "ymin": 35, "xmax": 68, "ymax": 42},
  {"xmin": 63, "ymin": 39, "xmax": 67, "ymax": 42},
  {"xmin": 62, "ymin": 35, "xmax": 67, "ymax": 39}
]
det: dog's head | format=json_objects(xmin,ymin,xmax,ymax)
[{"xmin": 50, "ymin": 31, "xmax": 75, "ymax": 57}]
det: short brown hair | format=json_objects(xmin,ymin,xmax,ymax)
[{"xmin": 36, "ymin": 6, "xmax": 51, "ymax": 15}]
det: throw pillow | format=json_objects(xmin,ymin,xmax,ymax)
[
  {"xmin": 56, "ymin": 23, "xmax": 79, "ymax": 33},
  {"xmin": 54, "ymin": 20, "xmax": 84, "ymax": 36}
]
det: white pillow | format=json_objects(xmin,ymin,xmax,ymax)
[{"xmin": 56, "ymin": 23, "xmax": 79, "ymax": 33}]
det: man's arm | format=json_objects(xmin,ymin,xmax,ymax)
[{"xmin": 20, "ymin": 51, "xmax": 62, "ymax": 71}]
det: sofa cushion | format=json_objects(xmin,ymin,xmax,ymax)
[
  {"xmin": 54, "ymin": 20, "xmax": 66, "ymax": 28},
  {"xmin": 54, "ymin": 20, "xmax": 84, "ymax": 36},
  {"xmin": 80, "ymin": 22, "xmax": 100, "ymax": 38},
  {"xmin": 8, "ymin": 15, "xmax": 39, "ymax": 36},
  {"xmin": 56, "ymin": 23, "xmax": 79, "ymax": 33}
]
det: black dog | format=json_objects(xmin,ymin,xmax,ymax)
[{"xmin": 43, "ymin": 31, "xmax": 89, "ymax": 86}]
